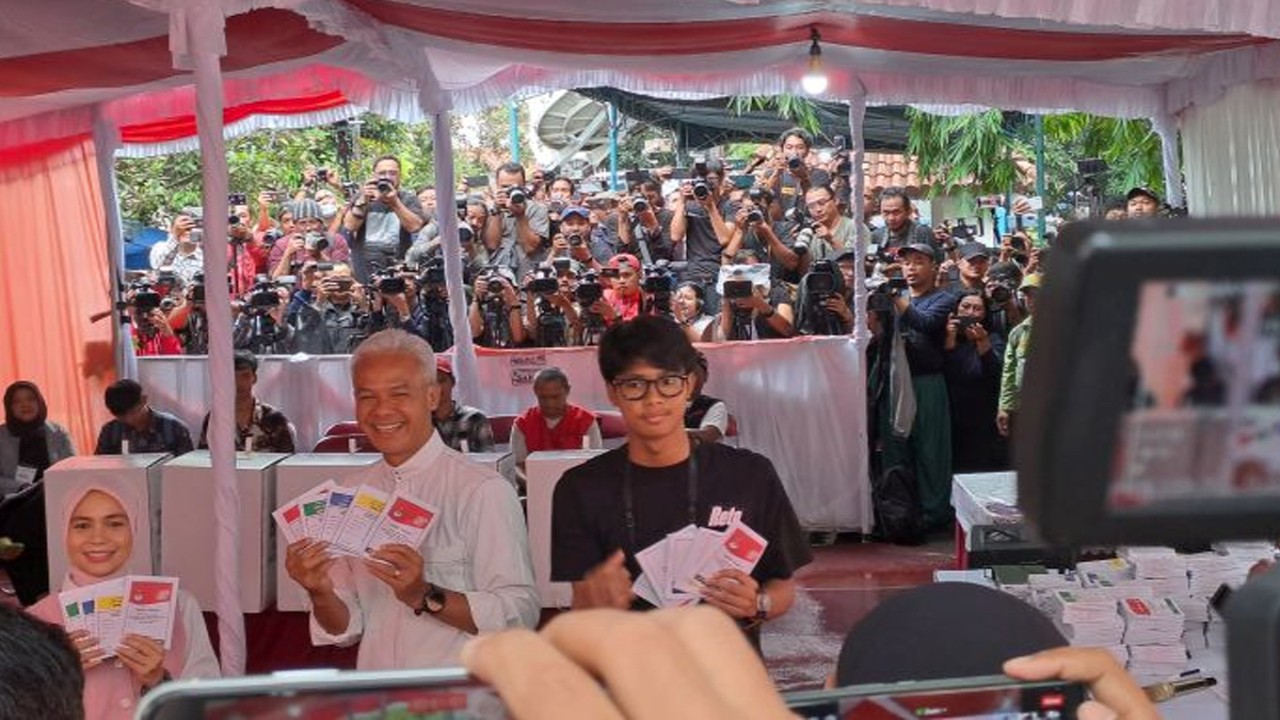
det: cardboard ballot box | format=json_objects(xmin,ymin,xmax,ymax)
[
  {"xmin": 43, "ymin": 454, "xmax": 170, "ymax": 590},
  {"xmin": 273, "ymin": 453, "xmax": 382, "ymax": 612},
  {"xmin": 159, "ymin": 451, "xmax": 289, "ymax": 613},
  {"xmin": 526, "ymin": 450, "xmax": 606, "ymax": 609}
]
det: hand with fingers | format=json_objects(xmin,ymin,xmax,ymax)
[
  {"xmin": 698, "ymin": 569, "xmax": 759, "ymax": 620},
  {"xmin": 1004, "ymin": 646, "xmax": 1161, "ymax": 720},
  {"xmin": 571, "ymin": 550, "xmax": 633, "ymax": 610},
  {"xmin": 284, "ymin": 538, "xmax": 338, "ymax": 597},
  {"xmin": 68, "ymin": 629, "xmax": 107, "ymax": 672},
  {"xmin": 463, "ymin": 606, "xmax": 797, "ymax": 720},
  {"xmin": 364, "ymin": 544, "xmax": 427, "ymax": 608},
  {"xmin": 116, "ymin": 633, "xmax": 167, "ymax": 689}
]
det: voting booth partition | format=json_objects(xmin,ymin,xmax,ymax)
[
  {"xmin": 526, "ymin": 450, "xmax": 605, "ymax": 609},
  {"xmin": 43, "ymin": 454, "xmax": 171, "ymax": 589}
]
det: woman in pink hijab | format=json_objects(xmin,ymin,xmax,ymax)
[{"xmin": 29, "ymin": 482, "xmax": 220, "ymax": 719}]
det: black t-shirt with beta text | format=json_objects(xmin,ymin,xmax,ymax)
[{"xmin": 551, "ymin": 441, "xmax": 812, "ymax": 591}]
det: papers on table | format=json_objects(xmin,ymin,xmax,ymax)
[
  {"xmin": 273, "ymin": 481, "xmax": 438, "ymax": 558},
  {"xmin": 631, "ymin": 522, "xmax": 768, "ymax": 609},
  {"xmin": 60, "ymin": 576, "xmax": 179, "ymax": 654}
]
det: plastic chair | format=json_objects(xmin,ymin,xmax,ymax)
[
  {"xmin": 313, "ymin": 434, "xmax": 375, "ymax": 453},
  {"xmin": 724, "ymin": 414, "xmax": 740, "ymax": 447},
  {"xmin": 488, "ymin": 415, "xmax": 518, "ymax": 446},
  {"xmin": 322, "ymin": 421, "xmax": 362, "ymax": 437}
]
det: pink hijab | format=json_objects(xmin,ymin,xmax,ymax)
[{"xmin": 30, "ymin": 481, "xmax": 192, "ymax": 719}]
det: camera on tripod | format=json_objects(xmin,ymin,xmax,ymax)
[
  {"xmin": 575, "ymin": 272, "xmax": 604, "ymax": 305},
  {"xmin": 723, "ymin": 279, "xmax": 754, "ymax": 301},
  {"xmin": 372, "ymin": 269, "xmax": 407, "ymax": 295},
  {"xmin": 189, "ymin": 272, "xmax": 206, "ymax": 305},
  {"xmin": 525, "ymin": 267, "xmax": 560, "ymax": 296},
  {"xmin": 802, "ymin": 259, "xmax": 839, "ymax": 301},
  {"xmin": 130, "ymin": 282, "xmax": 164, "ymax": 312},
  {"xmin": 247, "ymin": 278, "xmax": 286, "ymax": 309},
  {"xmin": 641, "ymin": 265, "xmax": 676, "ymax": 295}
]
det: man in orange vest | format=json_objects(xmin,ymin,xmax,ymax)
[{"xmin": 511, "ymin": 367, "xmax": 602, "ymax": 483}]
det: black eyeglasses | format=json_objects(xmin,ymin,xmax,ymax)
[{"xmin": 611, "ymin": 374, "xmax": 689, "ymax": 401}]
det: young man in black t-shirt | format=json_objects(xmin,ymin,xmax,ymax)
[{"xmin": 551, "ymin": 316, "xmax": 811, "ymax": 642}]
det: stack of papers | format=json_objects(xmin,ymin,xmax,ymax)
[
  {"xmin": 274, "ymin": 481, "xmax": 438, "ymax": 558},
  {"xmin": 1121, "ymin": 547, "xmax": 1189, "ymax": 596},
  {"xmin": 60, "ymin": 576, "xmax": 180, "ymax": 653},
  {"xmin": 1080, "ymin": 573, "xmax": 1154, "ymax": 600},
  {"xmin": 1185, "ymin": 552, "xmax": 1247, "ymax": 597},
  {"xmin": 1076, "ymin": 557, "xmax": 1135, "ymax": 583},
  {"xmin": 1050, "ymin": 590, "xmax": 1123, "ymax": 645},
  {"xmin": 1214, "ymin": 541, "xmax": 1277, "ymax": 565},
  {"xmin": 632, "ymin": 522, "xmax": 768, "ymax": 609},
  {"xmin": 1183, "ymin": 622, "xmax": 1209, "ymax": 651},
  {"xmin": 1127, "ymin": 643, "xmax": 1189, "ymax": 679},
  {"xmin": 1121, "ymin": 597, "xmax": 1185, "ymax": 645}
]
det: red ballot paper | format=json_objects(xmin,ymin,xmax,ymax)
[
  {"xmin": 363, "ymin": 493, "xmax": 440, "ymax": 554},
  {"xmin": 122, "ymin": 577, "xmax": 179, "ymax": 649},
  {"xmin": 724, "ymin": 525, "xmax": 766, "ymax": 566}
]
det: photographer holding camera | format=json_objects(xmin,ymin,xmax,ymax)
[
  {"xmin": 944, "ymin": 291, "xmax": 1007, "ymax": 472},
  {"xmin": 794, "ymin": 252, "xmax": 855, "ymax": 336},
  {"xmin": 522, "ymin": 262, "xmax": 581, "ymax": 348},
  {"xmin": 763, "ymin": 128, "xmax": 816, "ymax": 220},
  {"xmin": 268, "ymin": 199, "xmax": 351, "ymax": 279},
  {"xmin": 984, "ymin": 259, "xmax": 1026, "ymax": 339},
  {"xmin": 149, "ymin": 211, "xmax": 204, "ymax": 285},
  {"xmin": 290, "ymin": 264, "xmax": 368, "ymax": 354},
  {"xmin": 233, "ymin": 276, "xmax": 295, "ymax": 354},
  {"xmin": 671, "ymin": 281, "xmax": 718, "ymax": 343},
  {"xmin": 800, "ymin": 185, "xmax": 856, "ymax": 260},
  {"xmin": 344, "ymin": 155, "xmax": 426, "ymax": 282},
  {"xmin": 946, "ymin": 242, "xmax": 991, "ymax": 294},
  {"xmin": 615, "ymin": 183, "xmax": 675, "ymax": 263},
  {"xmin": 127, "ymin": 282, "xmax": 183, "ymax": 356},
  {"xmin": 469, "ymin": 268, "xmax": 527, "ymax": 348},
  {"xmin": 671, "ymin": 160, "xmax": 734, "ymax": 311},
  {"xmin": 880, "ymin": 243, "xmax": 960, "ymax": 529},
  {"xmin": 871, "ymin": 187, "xmax": 939, "ymax": 253},
  {"xmin": 725, "ymin": 187, "xmax": 807, "ymax": 289},
  {"xmin": 484, "ymin": 163, "xmax": 551, "ymax": 280},
  {"xmin": 718, "ymin": 273, "xmax": 795, "ymax": 342}
]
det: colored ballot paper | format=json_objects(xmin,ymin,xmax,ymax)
[
  {"xmin": 94, "ymin": 578, "xmax": 128, "ymax": 654},
  {"xmin": 631, "ymin": 521, "xmax": 769, "ymax": 609},
  {"xmin": 301, "ymin": 487, "xmax": 334, "ymax": 541},
  {"xmin": 330, "ymin": 485, "xmax": 391, "ymax": 557},
  {"xmin": 272, "ymin": 503, "xmax": 305, "ymax": 545},
  {"xmin": 272, "ymin": 480, "xmax": 336, "ymax": 545},
  {"xmin": 59, "ymin": 586, "xmax": 95, "ymax": 636},
  {"xmin": 123, "ymin": 576, "xmax": 179, "ymax": 649},
  {"xmin": 320, "ymin": 487, "xmax": 357, "ymax": 544},
  {"xmin": 363, "ymin": 493, "xmax": 439, "ymax": 554}
]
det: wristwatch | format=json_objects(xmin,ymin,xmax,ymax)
[
  {"xmin": 414, "ymin": 582, "xmax": 447, "ymax": 616},
  {"xmin": 754, "ymin": 589, "xmax": 772, "ymax": 622}
]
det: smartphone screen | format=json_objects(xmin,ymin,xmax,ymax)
[
  {"xmin": 138, "ymin": 669, "xmax": 507, "ymax": 720},
  {"xmin": 786, "ymin": 676, "xmax": 1085, "ymax": 720}
]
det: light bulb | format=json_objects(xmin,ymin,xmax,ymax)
[{"xmin": 801, "ymin": 27, "xmax": 828, "ymax": 96}]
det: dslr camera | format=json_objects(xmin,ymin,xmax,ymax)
[
  {"xmin": 631, "ymin": 195, "xmax": 650, "ymax": 214},
  {"xmin": 507, "ymin": 186, "xmax": 527, "ymax": 206},
  {"xmin": 303, "ymin": 231, "xmax": 329, "ymax": 253},
  {"xmin": 130, "ymin": 282, "xmax": 164, "ymax": 312},
  {"xmin": 375, "ymin": 175, "xmax": 394, "ymax": 195},
  {"xmin": 723, "ymin": 279, "xmax": 754, "ymax": 300},
  {"xmin": 691, "ymin": 179, "xmax": 710, "ymax": 201}
]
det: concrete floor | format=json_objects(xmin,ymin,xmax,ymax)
[{"xmin": 761, "ymin": 533, "xmax": 956, "ymax": 690}]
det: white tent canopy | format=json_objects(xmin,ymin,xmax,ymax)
[{"xmin": 5, "ymin": 0, "xmax": 1279, "ymax": 678}]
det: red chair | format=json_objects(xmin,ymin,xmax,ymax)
[
  {"xmin": 322, "ymin": 421, "xmax": 362, "ymax": 437},
  {"xmin": 725, "ymin": 414, "xmax": 739, "ymax": 438},
  {"xmin": 488, "ymin": 415, "xmax": 518, "ymax": 446},
  {"xmin": 597, "ymin": 412, "xmax": 629, "ymax": 440},
  {"xmin": 313, "ymin": 434, "xmax": 375, "ymax": 453}
]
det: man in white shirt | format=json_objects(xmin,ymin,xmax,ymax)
[
  {"xmin": 284, "ymin": 329, "xmax": 539, "ymax": 669},
  {"xmin": 149, "ymin": 211, "xmax": 204, "ymax": 285}
]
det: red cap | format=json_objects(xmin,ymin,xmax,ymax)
[
  {"xmin": 435, "ymin": 356, "xmax": 454, "ymax": 377},
  {"xmin": 610, "ymin": 253, "xmax": 641, "ymax": 271}
]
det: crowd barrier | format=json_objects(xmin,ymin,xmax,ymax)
[{"xmin": 138, "ymin": 336, "xmax": 871, "ymax": 531}]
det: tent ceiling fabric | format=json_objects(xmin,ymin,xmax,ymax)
[{"xmin": 2, "ymin": 0, "xmax": 1280, "ymax": 155}]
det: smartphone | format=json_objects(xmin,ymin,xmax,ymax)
[
  {"xmin": 137, "ymin": 668, "xmax": 507, "ymax": 720},
  {"xmin": 732, "ymin": 175, "xmax": 755, "ymax": 189},
  {"xmin": 228, "ymin": 193, "xmax": 247, "ymax": 206},
  {"xmin": 466, "ymin": 175, "xmax": 491, "ymax": 189},
  {"xmin": 785, "ymin": 675, "xmax": 1086, "ymax": 720}
]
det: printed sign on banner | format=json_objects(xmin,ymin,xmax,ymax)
[{"xmin": 508, "ymin": 352, "xmax": 548, "ymax": 387}]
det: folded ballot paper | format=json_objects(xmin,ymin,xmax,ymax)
[
  {"xmin": 631, "ymin": 522, "xmax": 768, "ymax": 609},
  {"xmin": 274, "ymin": 481, "xmax": 438, "ymax": 557},
  {"xmin": 60, "ymin": 576, "xmax": 179, "ymax": 654}
]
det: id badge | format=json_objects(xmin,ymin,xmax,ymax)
[{"xmin": 14, "ymin": 466, "xmax": 37, "ymax": 486}]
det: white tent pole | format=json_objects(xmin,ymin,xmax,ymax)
[
  {"xmin": 1152, "ymin": 112, "xmax": 1184, "ymax": 209},
  {"xmin": 848, "ymin": 86, "xmax": 872, "ymax": 532},
  {"xmin": 431, "ymin": 112, "xmax": 481, "ymax": 404},
  {"xmin": 91, "ymin": 109, "xmax": 138, "ymax": 381},
  {"xmin": 170, "ymin": 1, "xmax": 246, "ymax": 676}
]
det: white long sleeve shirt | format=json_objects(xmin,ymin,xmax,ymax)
[{"xmin": 310, "ymin": 431, "xmax": 540, "ymax": 669}]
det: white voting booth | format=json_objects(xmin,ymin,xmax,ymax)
[
  {"xmin": 273, "ymin": 453, "xmax": 383, "ymax": 612},
  {"xmin": 160, "ymin": 451, "xmax": 290, "ymax": 613},
  {"xmin": 526, "ymin": 449, "xmax": 607, "ymax": 608},
  {"xmin": 43, "ymin": 454, "xmax": 170, "ymax": 589}
]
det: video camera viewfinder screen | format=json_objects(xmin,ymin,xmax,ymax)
[
  {"xmin": 1110, "ymin": 279, "xmax": 1280, "ymax": 510},
  {"xmin": 789, "ymin": 679, "xmax": 1084, "ymax": 719}
]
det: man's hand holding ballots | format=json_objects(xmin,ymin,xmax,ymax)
[
  {"xmin": 632, "ymin": 521, "xmax": 768, "ymax": 612},
  {"xmin": 60, "ymin": 575, "xmax": 180, "ymax": 656},
  {"xmin": 274, "ymin": 481, "xmax": 438, "ymax": 559}
]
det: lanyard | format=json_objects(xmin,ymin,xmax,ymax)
[{"xmin": 623, "ymin": 447, "xmax": 699, "ymax": 555}]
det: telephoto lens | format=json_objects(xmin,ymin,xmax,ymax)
[
  {"xmin": 508, "ymin": 187, "xmax": 527, "ymax": 206},
  {"xmin": 788, "ymin": 155, "xmax": 804, "ymax": 172},
  {"xmin": 376, "ymin": 179, "xmax": 393, "ymax": 194},
  {"xmin": 632, "ymin": 196, "xmax": 650, "ymax": 213},
  {"xmin": 692, "ymin": 180, "xmax": 709, "ymax": 200}
]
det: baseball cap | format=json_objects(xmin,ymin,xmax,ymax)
[
  {"xmin": 560, "ymin": 206, "xmax": 591, "ymax": 221},
  {"xmin": 958, "ymin": 242, "xmax": 991, "ymax": 261},
  {"xmin": 1126, "ymin": 186, "xmax": 1160, "ymax": 203},
  {"xmin": 834, "ymin": 249, "xmax": 858, "ymax": 264},
  {"xmin": 835, "ymin": 583, "xmax": 1065, "ymax": 686},
  {"xmin": 896, "ymin": 243, "xmax": 939, "ymax": 262},
  {"xmin": 435, "ymin": 356, "xmax": 454, "ymax": 378},
  {"xmin": 1020, "ymin": 272, "xmax": 1044, "ymax": 291},
  {"xmin": 609, "ymin": 253, "xmax": 641, "ymax": 272}
]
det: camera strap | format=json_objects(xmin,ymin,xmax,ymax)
[{"xmin": 623, "ymin": 445, "xmax": 699, "ymax": 555}]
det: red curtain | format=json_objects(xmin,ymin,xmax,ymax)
[{"xmin": 0, "ymin": 138, "xmax": 115, "ymax": 453}]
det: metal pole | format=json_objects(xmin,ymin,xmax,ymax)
[
  {"xmin": 608, "ymin": 103, "xmax": 620, "ymax": 191},
  {"xmin": 1035, "ymin": 114, "xmax": 1047, "ymax": 241},
  {"xmin": 508, "ymin": 102, "xmax": 520, "ymax": 164}
]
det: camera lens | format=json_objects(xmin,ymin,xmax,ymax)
[
  {"xmin": 376, "ymin": 179, "xmax": 393, "ymax": 194},
  {"xmin": 509, "ymin": 188, "xmax": 527, "ymax": 206},
  {"xmin": 692, "ymin": 181, "xmax": 709, "ymax": 200},
  {"xmin": 632, "ymin": 196, "xmax": 649, "ymax": 213},
  {"xmin": 788, "ymin": 155, "xmax": 803, "ymax": 171}
]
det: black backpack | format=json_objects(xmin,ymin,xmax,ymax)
[{"xmin": 871, "ymin": 464, "xmax": 926, "ymax": 545}]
